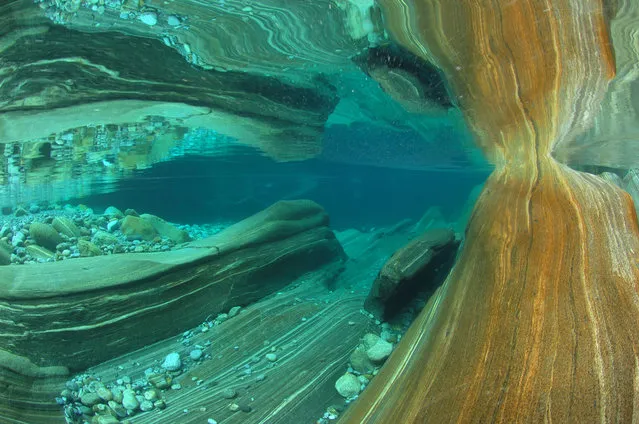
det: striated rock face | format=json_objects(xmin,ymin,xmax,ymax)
[
  {"xmin": 363, "ymin": 228, "xmax": 459, "ymax": 320},
  {"xmin": 340, "ymin": 0, "xmax": 639, "ymax": 423},
  {"xmin": 0, "ymin": 200, "xmax": 345, "ymax": 422}
]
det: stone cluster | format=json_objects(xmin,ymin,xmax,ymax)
[
  {"xmin": 0, "ymin": 203, "xmax": 227, "ymax": 266},
  {"xmin": 57, "ymin": 305, "xmax": 247, "ymax": 423}
]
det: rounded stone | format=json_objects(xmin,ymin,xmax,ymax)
[
  {"xmin": 143, "ymin": 389, "xmax": 158, "ymax": 401},
  {"xmin": 96, "ymin": 387, "xmax": 113, "ymax": 402},
  {"xmin": 94, "ymin": 415, "xmax": 120, "ymax": 424},
  {"xmin": 221, "ymin": 388, "xmax": 237, "ymax": 399},
  {"xmin": 108, "ymin": 400, "xmax": 127, "ymax": 418},
  {"xmin": 362, "ymin": 333, "xmax": 381, "ymax": 350},
  {"xmin": 335, "ymin": 373, "xmax": 361, "ymax": 398},
  {"xmin": 103, "ymin": 206, "xmax": 123, "ymax": 218},
  {"xmin": 265, "ymin": 353, "xmax": 277, "ymax": 362},
  {"xmin": 189, "ymin": 349, "xmax": 203, "ymax": 360},
  {"xmin": 366, "ymin": 339, "xmax": 393, "ymax": 363},
  {"xmin": 122, "ymin": 389, "xmax": 139, "ymax": 411},
  {"xmin": 29, "ymin": 222, "xmax": 62, "ymax": 251},
  {"xmin": 140, "ymin": 400, "xmax": 154, "ymax": 412},
  {"xmin": 139, "ymin": 11, "xmax": 158, "ymax": 26},
  {"xmin": 161, "ymin": 352, "xmax": 182, "ymax": 371},
  {"xmin": 80, "ymin": 392, "xmax": 101, "ymax": 406}
]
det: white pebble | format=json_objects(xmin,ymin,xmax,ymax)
[
  {"xmin": 190, "ymin": 349, "xmax": 203, "ymax": 360},
  {"xmin": 162, "ymin": 352, "xmax": 182, "ymax": 371},
  {"xmin": 139, "ymin": 12, "xmax": 158, "ymax": 26},
  {"xmin": 265, "ymin": 353, "xmax": 277, "ymax": 362},
  {"xmin": 207, "ymin": 419, "xmax": 218, "ymax": 424},
  {"xmin": 167, "ymin": 15, "xmax": 180, "ymax": 26}
]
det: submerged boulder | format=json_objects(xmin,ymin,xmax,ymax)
[
  {"xmin": 364, "ymin": 228, "xmax": 460, "ymax": 320},
  {"xmin": 140, "ymin": 214, "xmax": 191, "ymax": 244},
  {"xmin": 29, "ymin": 222, "xmax": 63, "ymax": 251},
  {"xmin": 52, "ymin": 217, "xmax": 81, "ymax": 238},
  {"xmin": 0, "ymin": 241, "xmax": 11, "ymax": 266},
  {"xmin": 120, "ymin": 216, "xmax": 158, "ymax": 241}
]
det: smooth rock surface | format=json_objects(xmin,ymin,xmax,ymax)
[
  {"xmin": 120, "ymin": 215, "xmax": 159, "ymax": 241},
  {"xmin": 364, "ymin": 227, "xmax": 459, "ymax": 320},
  {"xmin": 140, "ymin": 213, "xmax": 191, "ymax": 243},
  {"xmin": 335, "ymin": 373, "xmax": 360, "ymax": 398},
  {"xmin": 29, "ymin": 222, "xmax": 63, "ymax": 251},
  {"xmin": 0, "ymin": 200, "xmax": 346, "ymax": 423}
]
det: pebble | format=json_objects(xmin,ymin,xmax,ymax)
[
  {"xmin": 96, "ymin": 386, "xmax": 113, "ymax": 401},
  {"xmin": 221, "ymin": 388, "xmax": 237, "ymax": 399},
  {"xmin": 108, "ymin": 400, "xmax": 127, "ymax": 418},
  {"xmin": 1, "ymin": 205, "xmax": 222, "ymax": 266},
  {"xmin": 162, "ymin": 352, "xmax": 182, "ymax": 371},
  {"xmin": 167, "ymin": 15, "xmax": 180, "ymax": 26},
  {"xmin": 207, "ymin": 419, "xmax": 218, "ymax": 424},
  {"xmin": 112, "ymin": 386, "xmax": 124, "ymax": 403},
  {"xmin": 94, "ymin": 416, "xmax": 120, "ymax": 424},
  {"xmin": 139, "ymin": 11, "xmax": 158, "ymax": 26},
  {"xmin": 11, "ymin": 232, "xmax": 25, "ymax": 247},
  {"xmin": 335, "ymin": 373, "xmax": 361, "ymax": 398},
  {"xmin": 367, "ymin": 339, "xmax": 393, "ymax": 363},
  {"xmin": 228, "ymin": 306, "xmax": 241, "ymax": 317},
  {"xmin": 190, "ymin": 348, "xmax": 203, "ymax": 360},
  {"xmin": 80, "ymin": 392, "xmax": 101, "ymax": 406},
  {"xmin": 362, "ymin": 333, "xmax": 381, "ymax": 349},
  {"xmin": 143, "ymin": 389, "xmax": 158, "ymax": 401},
  {"xmin": 140, "ymin": 400, "xmax": 154, "ymax": 412},
  {"xmin": 122, "ymin": 389, "xmax": 139, "ymax": 411},
  {"xmin": 265, "ymin": 353, "xmax": 278, "ymax": 362}
]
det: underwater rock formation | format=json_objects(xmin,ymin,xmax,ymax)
[
  {"xmin": 0, "ymin": 200, "xmax": 345, "ymax": 423},
  {"xmin": 0, "ymin": 0, "xmax": 485, "ymax": 208},
  {"xmin": 340, "ymin": 0, "xmax": 639, "ymax": 422},
  {"xmin": 364, "ymin": 228, "xmax": 459, "ymax": 320},
  {"xmin": 0, "ymin": 0, "xmax": 340, "ymax": 164}
]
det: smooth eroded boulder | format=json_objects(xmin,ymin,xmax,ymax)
[
  {"xmin": 120, "ymin": 215, "xmax": 159, "ymax": 241},
  {"xmin": 52, "ymin": 217, "xmax": 81, "ymax": 238},
  {"xmin": 364, "ymin": 228, "xmax": 460, "ymax": 320},
  {"xmin": 29, "ymin": 222, "xmax": 63, "ymax": 251},
  {"xmin": 140, "ymin": 214, "xmax": 191, "ymax": 243}
]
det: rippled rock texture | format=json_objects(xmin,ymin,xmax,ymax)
[
  {"xmin": 0, "ymin": 200, "xmax": 345, "ymax": 423},
  {"xmin": 340, "ymin": 0, "xmax": 639, "ymax": 422}
]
